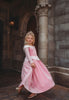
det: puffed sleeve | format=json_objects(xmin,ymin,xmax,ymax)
[{"xmin": 24, "ymin": 47, "xmax": 33, "ymax": 64}]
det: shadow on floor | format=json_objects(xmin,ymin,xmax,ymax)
[{"xmin": 0, "ymin": 69, "xmax": 21, "ymax": 87}]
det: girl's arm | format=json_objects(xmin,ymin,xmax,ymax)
[{"xmin": 24, "ymin": 47, "xmax": 35, "ymax": 68}]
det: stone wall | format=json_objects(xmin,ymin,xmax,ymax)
[
  {"xmin": 47, "ymin": 0, "xmax": 69, "ymax": 87},
  {"xmin": 54, "ymin": 0, "xmax": 69, "ymax": 68},
  {"xmin": 48, "ymin": 0, "xmax": 55, "ymax": 66},
  {"xmin": 48, "ymin": 0, "xmax": 69, "ymax": 87},
  {"xmin": 0, "ymin": 6, "xmax": 10, "ymax": 69}
]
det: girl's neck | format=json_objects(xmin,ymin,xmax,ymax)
[{"xmin": 25, "ymin": 43, "xmax": 34, "ymax": 46}]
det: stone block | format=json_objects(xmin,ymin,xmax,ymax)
[{"xmin": 55, "ymin": 23, "xmax": 69, "ymax": 32}]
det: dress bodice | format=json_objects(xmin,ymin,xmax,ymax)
[{"xmin": 23, "ymin": 45, "xmax": 39, "ymax": 63}]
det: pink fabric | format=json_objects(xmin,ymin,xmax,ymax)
[{"xmin": 19, "ymin": 45, "xmax": 55, "ymax": 93}]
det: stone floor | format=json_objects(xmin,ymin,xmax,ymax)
[
  {"xmin": 0, "ymin": 84, "xmax": 69, "ymax": 100},
  {"xmin": 0, "ymin": 69, "xmax": 69, "ymax": 100}
]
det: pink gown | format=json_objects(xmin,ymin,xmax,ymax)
[{"xmin": 19, "ymin": 45, "xmax": 55, "ymax": 93}]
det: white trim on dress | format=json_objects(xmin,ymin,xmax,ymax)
[{"xmin": 24, "ymin": 45, "xmax": 34, "ymax": 49}]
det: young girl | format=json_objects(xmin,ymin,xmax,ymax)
[{"xmin": 16, "ymin": 31, "xmax": 55, "ymax": 98}]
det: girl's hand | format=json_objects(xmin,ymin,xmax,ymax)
[{"xmin": 31, "ymin": 63, "xmax": 35, "ymax": 68}]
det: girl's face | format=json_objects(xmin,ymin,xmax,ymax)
[{"xmin": 26, "ymin": 35, "xmax": 34, "ymax": 45}]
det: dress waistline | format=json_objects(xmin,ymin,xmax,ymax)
[{"xmin": 25, "ymin": 56, "xmax": 40, "ymax": 61}]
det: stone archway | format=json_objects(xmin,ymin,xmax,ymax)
[
  {"xmin": 20, "ymin": 12, "xmax": 38, "ymax": 50},
  {"xmin": 27, "ymin": 15, "xmax": 38, "ymax": 51},
  {"xmin": 20, "ymin": 12, "xmax": 37, "ymax": 34}
]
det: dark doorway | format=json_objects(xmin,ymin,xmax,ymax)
[
  {"xmin": 27, "ymin": 16, "xmax": 38, "ymax": 52},
  {"xmin": 0, "ymin": 20, "xmax": 4, "ymax": 70}
]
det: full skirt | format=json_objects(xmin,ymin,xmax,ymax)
[{"xmin": 19, "ymin": 60, "xmax": 55, "ymax": 93}]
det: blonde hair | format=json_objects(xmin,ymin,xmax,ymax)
[{"xmin": 24, "ymin": 31, "xmax": 35, "ymax": 45}]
